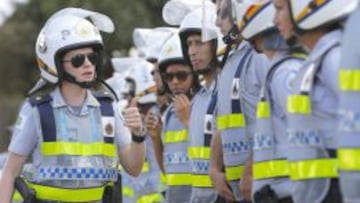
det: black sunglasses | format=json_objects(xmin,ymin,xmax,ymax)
[
  {"xmin": 163, "ymin": 71, "xmax": 191, "ymax": 82},
  {"xmin": 62, "ymin": 52, "xmax": 99, "ymax": 68}
]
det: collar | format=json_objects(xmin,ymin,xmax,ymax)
[
  {"xmin": 310, "ymin": 29, "xmax": 342, "ymax": 60},
  {"xmin": 51, "ymin": 87, "xmax": 100, "ymax": 115}
]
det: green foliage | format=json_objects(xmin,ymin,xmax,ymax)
[{"xmin": 0, "ymin": 0, "xmax": 167, "ymax": 149}]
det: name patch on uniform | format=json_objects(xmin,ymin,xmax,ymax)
[{"xmin": 102, "ymin": 117, "xmax": 115, "ymax": 138}]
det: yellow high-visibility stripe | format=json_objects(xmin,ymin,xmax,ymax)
[
  {"xmin": 192, "ymin": 174, "xmax": 213, "ymax": 187},
  {"xmin": 160, "ymin": 172, "xmax": 167, "ymax": 184},
  {"xmin": 28, "ymin": 183, "xmax": 112, "ymax": 202},
  {"xmin": 122, "ymin": 186, "xmax": 134, "ymax": 197},
  {"xmin": 142, "ymin": 161, "xmax": 150, "ymax": 173},
  {"xmin": 287, "ymin": 95, "xmax": 311, "ymax": 114},
  {"xmin": 42, "ymin": 142, "xmax": 116, "ymax": 157},
  {"xmin": 217, "ymin": 114, "xmax": 246, "ymax": 130},
  {"xmin": 225, "ymin": 165, "xmax": 245, "ymax": 181},
  {"xmin": 253, "ymin": 160, "xmax": 289, "ymax": 180},
  {"xmin": 256, "ymin": 101, "xmax": 270, "ymax": 119},
  {"xmin": 289, "ymin": 159, "xmax": 338, "ymax": 180},
  {"xmin": 163, "ymin": 130, "xmax": 188, "ymax": 143},
  {"xmin": 137, "ymin": 193, "xmax": 163, "ymax": 203},
  {"xmin": 339, "ymin": 69, "xmax": 360, "ymax": 91},
  {"xmin": 188, "ymin": 147, "xmax": 210, "ymax": 159},
  {"xmin": 13, "ymin": 191, "xmax": 23, "ymax": 201},
  {"xmin": 338, "ymin": 149, "xmax": 360, "ymax": 170},
  {"xmin": 166, "ymin": 173, "xmax": 192, "ymax": 186}
]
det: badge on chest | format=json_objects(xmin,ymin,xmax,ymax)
[
  {"xmin": 102, "ymin": 117, "xmax": 115, "ymax": 138},
  {"xmin": 231, "ymin": 78, "xmax": 240, "ymax": 99}
]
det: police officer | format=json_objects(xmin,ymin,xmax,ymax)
[
  {"xmin": 210, "ymin": 0, "xmax": 268, "ymax": 202},
  {"xmin": 179, "ymin": 2, "xmax": 224, "ymax": 202},
  {"xmin": 134, "ymin": 27, "xmax": 178, "ymax": 115},
  {"xmin": 0, "ymin": 8, "xmax": 146, "ymax": 203},
  {"xmin": 146, "ymin": 33, "xmax": 199, "ymax": 203},
  {"xmin": 238, "ymin": 1, "xmax": 306, "ymax": 202},
  {"xmin": 279, "ymin": 0, "xmax": 357, "ymax": 202},
  {"xmin": 134, "ymin": 77, "xmax": 164, "ymax": 203},
  {"xmin": 338, "ymin": 3, "xmax": 360, "ymax": 203}
]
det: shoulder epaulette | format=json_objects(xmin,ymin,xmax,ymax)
[
  {"xmin": 92, "ymin": 90, "xmax": 115, "ymax": 101},
  {"xmin": 29, "ymin": 94, "xmax": 52, "ymax": 106}
]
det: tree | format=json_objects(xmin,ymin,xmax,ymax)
[{"xmin": 0, "ymin": 0, "xmax": 167, "ymax": 149}]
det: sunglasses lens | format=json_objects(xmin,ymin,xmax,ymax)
[
  {"xmin": 164, "ymin": 74, "xmax": 173, "ymax": 82},
  {"xmin": 176, "ymin": 72, "xmax": 189, "ymax": 81},
  {"xmin": 71, "ymin": 54, "xmax": 85, "ymax": 68},
  {"xmin": 87, "ymin": 52, "xmax": 99, "ymax": 66},
  {"xmin": 68, "ymin": 53, "xmax": 99, "ymax": 68},
  {"xmin": 164, "ymin": 72, "xmax": 189, "ymax": 82}
]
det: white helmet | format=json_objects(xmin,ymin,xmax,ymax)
[
  {"xmin": 132, "ymin": 28, "xmax": 153, "ymax": 58},
  {"xmin": 288, "ymin": 0, "xmax": 358, "ymax": 32},
  {"xmin": 162, "ymin": 0, "xmax": 203, "ymax": 26},
  {"xmin": 239, "ymin": 0, "xmax": 275, "ymax": 40},
  {"xmin": 133, "ymin": 27, "xmax": 178, "ymax": 63},
  {"xmin": 136, "ymin": 81, "xmax": 157, "ymax": 104},
  {"xmin": 179, "ymin": 1, "xmax": 223, "ymax": 70},
  {"xmin": 132, "ymin": 60, "xmax": 157, "ymax": 104},
  {"xmin": 35, "ymin": 8, "xmax": 114, "ymax": 85},
  {"xmin": 158, "ymin": 34, "xmax": 186, "ymax": 72},
  {"xmin": 107, "ymin": 57, "xmax": 137, "ymax": 100}
]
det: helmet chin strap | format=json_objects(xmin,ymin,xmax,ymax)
[
  {"xmin": 62, "ymin": 71, "xmax": 95, "ymax": 89},
  {"xmin": 222, "ymin": 24, "xmax": 240, "ymax": 45},
  {"xmin": 286, "ymin": 35, "xmax": 298, "ymax": 47},
  {"xmin": 194, "ymin": 59, "xmax": 218, "ymax": 75}
]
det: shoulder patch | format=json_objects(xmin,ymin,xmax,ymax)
[
  {"xmin": 29, "ymin": 94, "xmax": 52, "ymax": 106},
  {"xmin": 15, "ymin": 114, "xmax": 25, "ymax": 130},
  {"xmin": 285, "ymin": 71, "xmax": 297, "ymax": 91}
]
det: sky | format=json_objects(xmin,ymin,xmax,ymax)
[{"xmin": 0, "ymin": 0, "xmax": 28, "ymax": 26}]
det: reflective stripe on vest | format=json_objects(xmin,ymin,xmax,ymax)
[
  {"xmin": 217, "ymin": 113, "xmax": 246, "ymax": 130},
  {"xmin": 123, "ymin": 186, "xmax": 134, "ymax": 197},
  {"xmin": 338, "ymin": 149, "xmax": 360, "ymax": 170},
  {"xmin": 256, "ymin": 101, "xmax": 270, "ymax": 119},
  {"xmin": 13, "ymin": 191, "xmax": 22, "ymax": 201},
  {"xmin": 192, "ymin": 174, "xmax": 213, "ymax": 187},
  {"xmin": 27, "ymin": 182, "xmax": 112, "ymax": 202},
  {"xmin": 188, "ymin": 147, "xmax": 212, "ymax": 187},
  {"xmin": 287, "ymin": 95, "xmax": 311, "ymax": 115},
  {"xmin": 166, "ymin": 173, "xmax": 192, "ymax": 186},
  {"xmin": 41, "ymin": 142, "xmax": 116, "ymax": 157},
  {"xmin": 339, "ymin": 69, "xmax": 360, "ymax": 91},
  {"xmin": 142, "ymin": 161, "xmax": 150, "ymax": 173},
  {"xmin": 163, "ymin": 130, "xmax": 188, "ymax": 143},
  {"xmin": 137, "ymin": 192, "xmax": 163, "ymax": 203},
  {"xmin": 225, "ymin": 165, "xmax": 245, "ymax": 181},
  {"xmin": 253, "ymin": 160, "xmax": 289, "ymax": 180},
  {"xmin": 188, "ymin": 147, "xmax": 210, "ymax": 159},
  {"xmin": 289, "ymin": 159, "xmax": 338, "ymax": 180}
]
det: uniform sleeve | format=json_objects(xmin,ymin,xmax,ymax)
[
  {"xmin": 113, "ymin": 103, "xmax": 132, "ymax": 148},
  {"xmin": 320, "ymin": 46, "xmax": 341, "ymax": 98},
  {"xmin": 341, "ymin": 10, "xmax": 360, "ymax": 69},
  {"xmin": 8, "ymin": 101, "xmax": 38, "ymax": 156}
]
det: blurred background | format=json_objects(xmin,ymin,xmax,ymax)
[{"xmin": 0, "ymin": 0, "xmax": 167, "ymax": 151}]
